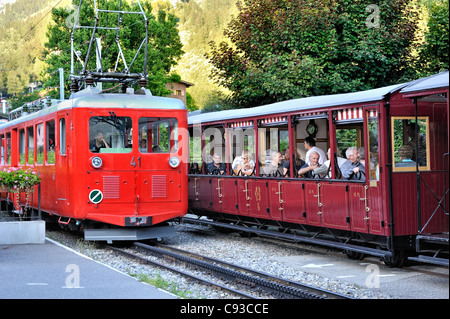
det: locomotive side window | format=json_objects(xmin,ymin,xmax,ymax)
[
  {"xmin": 89, "ymin": 116, "xmax": 132, "ymax": 153},
  {"xmin": 46, "ymin": 120, "xmax": 55, "ymax": 164},
  {"xmin": 138, "ymin": 117, "xmax": 178, "ymax": 154},
  {"xmin": 0, "ymin": 134, "xmax": 4, "ymax": 165},
  {"xmin": 6, "ymin": 132, "xmax": 11, "ymax": 165},
  {"xmin": 27, "ymin": 127, "xmax": 34, "ymax": 164},
  {"xmin": 59, "ymin": 118, "xmax": 66, "ymax": 155},
  {"xmin": 19, "ymin": 129, "xmax": 25, "ymax": 165},
  {"xmin": 36, "ymin": 124, "xmax": 44, "ymax": 164},
  {"xmin": 391, "ymin": 117, "xmax": 430, "ymax": 171}
]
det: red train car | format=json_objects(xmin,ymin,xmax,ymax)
[
  {"xmin": 187, "ymin": 71, "xmax": 449, "ymax": 266},
  {"xmin": 1, "ymin": 87, "xmax": 188, "ymax": 242}
]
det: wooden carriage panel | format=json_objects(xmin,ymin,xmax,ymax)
[
  {"xmin": 221, "ymin": 178, "xmax": 239, "ymax": 214},
  {"xmin": 267, "ymin": 180, "xmax": 283, "ymax": 221},
  {"xmin": 281, "ymin": 180, "xmax": 306, "ymax": 224},
  {"xmin": 304, "ymin": 182, "xmax": 321, "ymax": 227},
  {"xmin": 321, "ymin": 183, "xmax": 350, "ymax": 231},
  {"xmin": 236, "ymin": 179, "xmax": 250, "ymax": 216},
  {"xmin": 248, "ymin": 179, "xmax": 270, "ymax": 219},
  {"xmin": 348, "ymin": 183, "xmax": 368, "ymax": 233},
  {"xmin": 368, "ymin": 184, "xmax": 385, "ymax": 236},
  {"xmin": 196, "ymin": 177, "xmax": 213, "ymax": 211}
]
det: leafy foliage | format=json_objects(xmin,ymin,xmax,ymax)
[
  {"xmin": 207, "ymin": 0, "xmax": 422, "ymax": 108},
  {"xmin": 0, "ymin": 0, "xmax": 60, "ymax": 96},
  {"xmin": 416, "ymin": 0, "xmax": 449, "ymax": 75}
]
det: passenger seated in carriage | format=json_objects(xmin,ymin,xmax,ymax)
[
  {"xmin": 313, "ymin": 148, "xmax": 346, "ymax": 179},
  {"xmin": 340, "ymin": 147, "xmax": 365, "ymax": 181},
  {"xmin": 232, "ymin": 150, "xmax": 255, "ymax": 176},
  {"xmin": 304, "ymin": 136, "xmax": 326, "ymax": 165},
  {"xmin": 264, "ymin": 151, "xmax": 284, "ymax": 177},
  {"xmin": 298, "ymin": 151, "xmax": 321, "ymax": 178},
  {"xmin": 395, "ymin": 144, "xmax": 416, "ymax": 168},
  {"xmin": 206, "ymin": 153, "xmax": 227, "ymax": 175},
  {"xmin": 282, "ymin": 148, "xmax": 305, "ymax": 177}
]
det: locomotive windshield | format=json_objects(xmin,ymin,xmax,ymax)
[
  {"xmin": 89, "ymin": 116, "xmax": 133, "ymax": 153},
  {"xmin": 138, "ymin": 117, "xmax": 179, "ymax": 154}
]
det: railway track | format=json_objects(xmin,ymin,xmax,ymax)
[{"xmin": 110, "ymin": 242, "xmax": 352, "ymax": 299}]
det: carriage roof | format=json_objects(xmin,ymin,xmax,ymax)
[
  {"xmin": 400, "ymin": 70, "xmax": 449, "ymax": 95},
  {"xmin": 188, "ymin": 82, "xmax": 408, "ymax": 126}
]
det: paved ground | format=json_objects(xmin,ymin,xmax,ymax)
[
  {"xmin": 0, "ymin": 240, "xmax": 176, "ymax": 299},
  {"xmin": 275, "ymin": 253, "xmax": 449, "ymax": 299}
]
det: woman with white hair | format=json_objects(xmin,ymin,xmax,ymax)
[{"xmin": 340, "ymin": 146, "xmax": 365, "ymax": 181}]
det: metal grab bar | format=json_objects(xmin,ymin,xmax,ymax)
[
  {"xmin": 275, "ymin": 181, "xmax": 283, "ymax": 211},
  {"xmin": 360, "ymin": 185, "xmax": 370, "ymax": 212},
  {"xmin": 216, "ymin": 179, "xmax": 223, "ymax": 204}
]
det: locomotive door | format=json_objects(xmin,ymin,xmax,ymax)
[{"xmin": 55, "ymin": 113, "xmax": 71, "ymax": 215}]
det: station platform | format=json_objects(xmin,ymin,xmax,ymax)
[{"xmin": 0, "ymin": 239, "xmax": 177, "ymax": 299}]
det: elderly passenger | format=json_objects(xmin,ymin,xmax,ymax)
[
  {"xmin": 298, "ymin": 151, "xmax": 320, "ymax": 178},
  {"xmin": 340, "ymin": 147, "xmax": 365, "ymax": 181}
]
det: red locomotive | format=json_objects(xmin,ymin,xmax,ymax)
[
  {"xmin": 0, "ymin": 0, "xmax": 188, "ymax": 243},
  {"xmin": 0, "ymin": 88, "xmax": 188, "ymax": 242},
  {"xmin": 187, "ymin": 71, "xmax": 449, "ymax": 267}
]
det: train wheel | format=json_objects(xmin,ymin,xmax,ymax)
[
  {"xmin": 344, "ymin": 250, "xmax": 365, "ymax": 260},
  {"xmin": 382, "ymin": 249, "xmax": 406, "ymax": 268}
]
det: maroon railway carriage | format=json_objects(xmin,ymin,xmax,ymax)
[{"xmin": 187, "ymin": 71, "xmax": 449, "ymax": 267}]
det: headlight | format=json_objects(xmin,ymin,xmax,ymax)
[
  {"xmin": 169, "ymin": 156, "xmax": 180, "ymax": 168},
  {"xmin": 91, "ymin": 156, "xmax": 103, "ymax": 169}
]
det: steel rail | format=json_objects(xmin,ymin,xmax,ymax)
[
  {"xmin": 108, "ymin": 245, "xmax": 258, "ymax": 299},
  {"xmin": 134, "ymin": 242, "xmax": 351, "ymax": 299},
  {"xmin": 152, "ymin": 243, "xmax": 352, "ymax": 300}
]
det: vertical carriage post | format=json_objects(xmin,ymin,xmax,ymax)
[
  {"xmin": 413, "ymin": 98, "xmax": 422, "ymax": 234},
  {"xmin": 384, "ymin": 94, "xmax": 396, "ymax": 257}
]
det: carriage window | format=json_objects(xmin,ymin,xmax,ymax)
[
  {"xmin": 392, "ymin": 117, "xmax": 429, "ymax": 171},
  {"xmin": 138, "ymin": 117, "xmax": 178, "ymax": 154},
  {"xmin": 228, "ymin": 126, "xmax": 255, "ymax": 176},
  {"xmin": 47, "ymin": 120, "xmax": 55, "ymax": 164},
  {"xmin": 367, "ymin": 112, "xmax": 379, "ymax": 181},
  {"xmin": 19, "ymin": 129, "xmax": 25, "ymax": 165},
  {"xmin": 336, "ymin": 127, "xmax": 360, "ymax": 157},
  {"xmin": 89, "ymin": 116, "xmax": 132, "ymax": 153},
  {"xmin": 258, "ymin": 125, "xmax": 287, "ymax": 177},
  {"xmin": 190, "ymin": 124, "xmax": 202, "ymax": 173},
  {"xmin": 36, "ymin": 124, "xmax": 44, "ymax": 164}
]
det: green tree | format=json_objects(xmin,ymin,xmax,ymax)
[
  {"xmin": 0, "ymin": 0, "xmax": 60, "ymax": 96},
  {"xmin": 172, "ymin": 0, "xmax": 238, "ymax": 108},
  {"xmin": 42, "ymin": 0, "xmax": 184, "ymax": 98},
  {"xmin": 207, "ymin": 0, "xmax": 421, "ymax": 108},
  {"xmin": 417, "ymin": 0, "xmax": 449, "ymax": 75}
]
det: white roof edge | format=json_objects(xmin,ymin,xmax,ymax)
[{"xmin": 1, "ymin": 93, "xmax": 186, "ymax": 129}]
